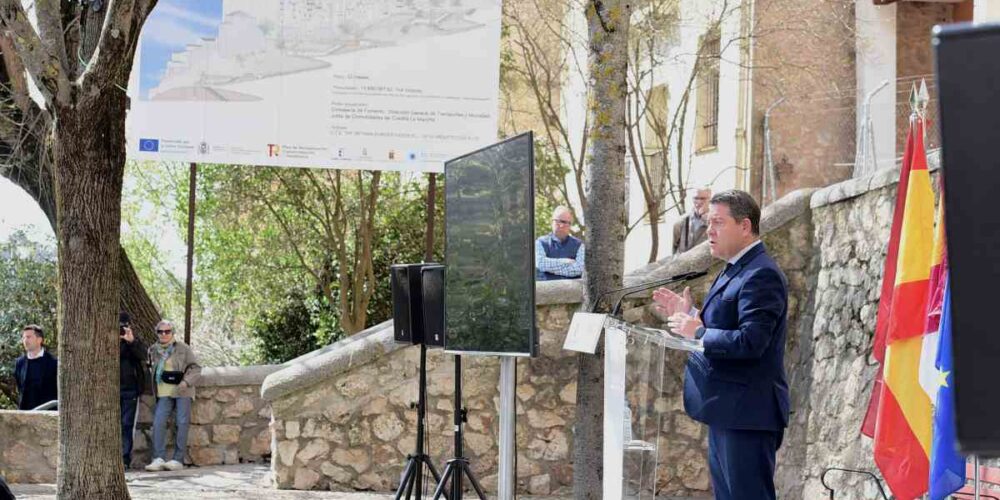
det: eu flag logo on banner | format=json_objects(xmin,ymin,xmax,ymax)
[
  {"xmin": 929, "ymin": 284, "xmax": 965, "ymax": 500},
  {"xmin": 139, "ymin": 138, "xmax": 160, "ymax": 152}
]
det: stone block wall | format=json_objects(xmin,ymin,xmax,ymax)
[
  {"xmin": 264, "ymin": 314, "xmax": 581, "ymax": 495},
  {"xmin": 131, "ymin": 365, "xmax": 280, "ymax": 468},
  {"xmin": 0, "ymin": 367, "xmax": 279, "ymax": 482},
  {"xmin": 0, "ymin": 410, "xmax": 58, "ymax": 483}
]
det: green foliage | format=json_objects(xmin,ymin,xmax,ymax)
[
  {"xmin": 121, "ymin": 161, "xmax": 442, "ymax": 365},
  {"xmin": 0, "ymin": 230, "xmax": 58, "ymax": 409},
  {"xmin": 531, "ymin": 139, "xmax": 572, "ymax": 238},
  {"xmin": 248, "ymin": 287, "xmax": 329, "ymax": 364}
]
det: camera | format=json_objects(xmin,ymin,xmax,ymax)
[{"xmin": 119, "ymin": 312, "xmax": 131, "ymax": 336}]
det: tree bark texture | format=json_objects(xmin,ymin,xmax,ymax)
[
  {"xmin": 424, "ymin": 173, "xmax": 437, "ymax": 262},
  {"xmin": 51, "ymin": 94, "xmax": 132, "ymax": 498},
  {"xmin": 573, "ymin": 1, "xmax": 630, "ymax": 499}
]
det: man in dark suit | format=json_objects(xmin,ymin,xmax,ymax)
[
  {"xmin": 653, "ymin": 189, "xmax": 789, "ymax": 500},
  {"xmin": 13, "ymin": 324, "xmax": 58, "ymax": 410}
]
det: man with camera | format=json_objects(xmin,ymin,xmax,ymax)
[{"xmin": 119, "ymin": 312, "xmax": 147, "ymax": 469}]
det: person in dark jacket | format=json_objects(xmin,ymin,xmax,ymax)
[
  {"xmin": 119, "ymin": 312, "xmax": 147, "ymax": 468},
  {"xmin": 0, "ymin": 472, "xmax": 14, "ymax": 500},
  {"xmin": 13, "ymin": 325, "xmax": 58, "ymax": 411}
]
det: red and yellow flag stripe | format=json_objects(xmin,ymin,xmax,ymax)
[{"xmin": 874, "ymin": 118, "xmax": 935, "ymax": 500}]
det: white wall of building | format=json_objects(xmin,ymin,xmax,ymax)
[
  {"xmin": 623, "ymin": 0, "xmax": 744, "ymax": 271},
  {"xmin": 976, "ymin": 0, "xmax": 1000, "ymax": 21},
  {"xmin": 855, "ymin": 0, "xmax": 897, "ymax": 174},
  {"xmin": 557, "ymin": 0, "xmax": 747, "ymax": 272}
]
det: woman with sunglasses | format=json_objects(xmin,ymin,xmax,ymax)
[{"xmin": 145, "ymin": 320, "xmax": 201, "ymax": 472}]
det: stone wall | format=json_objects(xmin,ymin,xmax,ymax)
[
  {"xmin": 131, "ymin": 365, "xmax": 280, "ymax": 469},
  {"xmin": 799, "ymin": 158, "xmax": 941, "ymax": 499},
  {"xmin": 262, "ymin": 317, "xmax": 581, "ymax": 495},
  {"xmin": 0, "ymin": 367, "xmax": 279, "ymax": 483},
  {"xmin": 261, "ymin": 190, "xmax": 818, "ymax": 496},
  {"xmin": 0, "ymin": 410, "xmax": 58, "ymax": 483}
]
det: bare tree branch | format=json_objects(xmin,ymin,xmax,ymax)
[
  {"xmin": 0, "ymin": 0, "xmax": 72, "ymax": 105},
  {"xmin": 80, "ymin": 0, "xmax": 158, "ymax": 93}
]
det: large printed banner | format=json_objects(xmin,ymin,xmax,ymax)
[{"xmin": 127, "ymin": 0, "xmax": 502, "ymax": 172}]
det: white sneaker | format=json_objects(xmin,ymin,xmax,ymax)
[
  {"xmin": 164, "ymin": 460, "xmax": 184, "ymax": 471},
  {"xmin": 145, "ymin": 458, "xmax": 166, "ymax": 472}
]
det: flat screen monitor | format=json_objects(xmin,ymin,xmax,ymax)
[
  {"xmin": 934, "ymin": 22, "xmax": 1000, "ymax": 456},
  {"xmin": 443, "ymin": 132, "xmax": 537, "ymax": 356}
]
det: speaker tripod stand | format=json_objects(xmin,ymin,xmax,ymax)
[
  {"xmin": 395, "ymin": 344, "xmax": 443, "ymax": 500},
  {"xmin": 432, "ymin": 354, "xmax": 487, "ymax": 500}
]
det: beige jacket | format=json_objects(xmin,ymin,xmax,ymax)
[{"xmin": 147, "ymin": 340, "xmax": 201, "ymax": 399}]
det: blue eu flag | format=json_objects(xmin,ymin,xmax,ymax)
[
  {"xmin": 138, "ymin": 138, "xmax": 159, "ymax": 152},
  {"xmin": 929, "ymin": 284, "xmax": 966, "ymax": 500}
]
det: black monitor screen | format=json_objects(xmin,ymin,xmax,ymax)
[{"xmin": 444, "ymin": 132, "xmax": 537, "ymax": 356}]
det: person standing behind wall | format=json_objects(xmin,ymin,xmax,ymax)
[
  {"xmin": 145, "ymin": 320, "xmax": 200, "ymax": 472},
  {"xmin": 673, "ymin": 187, "xmax": 712, "ymax": 254},
  {"xmin": 535, "ymin": 206, "xmax": 585, "ymax": 281},
  {"xmin": 13, "ymin": 324, "xmax": 58, "ymax": 410}
]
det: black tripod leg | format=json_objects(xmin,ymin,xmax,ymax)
[
  {"xmin": 405, "ymin": 463, "xmax": 418, "ymax": 500},
  {"xmin": 395, "ymin": 459, "xmax": 416, "ymax": 500},
  {"xmin": 432, "ymin": 462, "xmax": 456, "ymax": 500},
  {"xmin": 461, "ymin": 463, "xmax": 488, "ymax": 500},
  {"xmin": 424, "ymin": 457, "xmax": 442, "ymax": 483}
]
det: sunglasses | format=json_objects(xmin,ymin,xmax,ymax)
[{"xmin": 156, "ymin": 329, "xmax": 173, "ymax": 335}]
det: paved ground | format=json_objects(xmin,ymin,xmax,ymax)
[
  {"xmin": 9, "ymin": 464, "xmax": 705, "ymax": 499},
  {"xmin": 10, "ymin": 465, "xmax": 395, "ymax": 500}
]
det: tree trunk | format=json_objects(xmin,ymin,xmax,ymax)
[
  {"xmin": 648, "ymin": 206, "xmax": 660, "ymax": 263},
  {"xmin": 424, "ymin": 173, "xmax": 437, "ymax": 262},
  {"xmin": 573, "ymin": 1, "xmax": 630, "ymax": 499},
  {"xmin": 52, "ymin": 96, "xmax": 131, "ymax": 499}
]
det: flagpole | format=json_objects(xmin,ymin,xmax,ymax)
[{"xmin": 975, "ymin": 455, "xmax": 981, "ymax": 500}]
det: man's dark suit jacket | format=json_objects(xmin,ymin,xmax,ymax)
[{"xmin": 684, "ymin": 242, "xmax": 790, "ymax": 431}]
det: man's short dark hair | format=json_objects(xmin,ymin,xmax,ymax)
[
  {"xmin": 22, "ymin": 324, "xmax": 44, "ymax": 339},
  {"xmin": 710, "ymin": 190, "xmax": 761, "ymax": 235}
]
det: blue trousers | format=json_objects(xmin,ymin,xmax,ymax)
[
  {"xmin": 120, "ymin": 390, "xmax": 139, "ymax": 466},
  {"xmin": 152, "ymin": 396, "xmax": 191, "ymax": 462},
  {"xmin": 707, "ymin": 426, "xmax": 783, "ymax": 500}
]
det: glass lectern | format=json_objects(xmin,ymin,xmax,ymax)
[{"xmin": 603, "ymin": 317, "xmax": 703, "ymax": 500}]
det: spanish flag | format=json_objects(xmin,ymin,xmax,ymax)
[{"xmin": 873, "ymin": 117, "xmax": 935, "ymax": 500}]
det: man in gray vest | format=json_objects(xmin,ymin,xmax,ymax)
[
  {"xmin": 673, "ymin": 187, "xmax": 712, "ymax": 254},
  {"xmin": 535, "ymin": 206, "xmax": 584, "ymax": 280}
]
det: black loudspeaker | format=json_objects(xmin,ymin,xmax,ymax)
[
  {"xmin": 934, "ymin": 23, "xmax": 1000, "ymax": 456},
  {"xmin": 392, "ymin": 264, "xmax": 424, "ymax": 344},
  {"xmin": 420, "ymin": 265, "xmax": 446, "ymax": 347},
  {"xmin": 391, "ymin": 263, "xmax": 444, "ymax": 347}
]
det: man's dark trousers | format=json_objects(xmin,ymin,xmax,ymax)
[
  {"xmin": 708, "ymin": 427, "xmax": 783, "ymax": 500},
  {"xmin": 121, "ymin": 389, "xmax": 140, "ymax": 467}
]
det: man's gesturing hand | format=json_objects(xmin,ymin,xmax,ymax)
[
  {"xmin": 653, "ymin": 286, "xmax": 693, "ymax": 317},
  {"xmin": 667, "ymin": 312, "xmax": 703, "ymax": 339}
]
